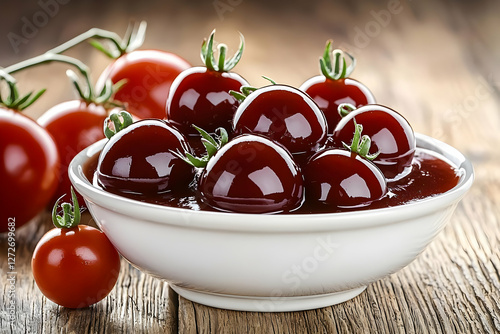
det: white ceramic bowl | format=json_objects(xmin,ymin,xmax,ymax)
[{"xmin": 69, "ymin": 133, "xmax": 473, "ymax": 312}]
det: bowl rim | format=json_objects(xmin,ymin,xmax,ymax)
[{"xmin": 69, "ymin": 133, "xmax": 474, "ymax": 233}]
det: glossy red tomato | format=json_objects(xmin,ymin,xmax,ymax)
[
  {"xmin": 38, "ymin": 100, "xmax": 114, "ymax": 203},
  {"xmin": 300, "ymin": 41, "xmax": 375, "ymax": 132},
  {"xmin": 167, "ymin": 30, "xmax": 248, "ymax": 137},
  {"xmin": 300, "ymin": 76, "xmax": 375, "ymax": 131},
  {"xmin": 232, "ymin": 84, "xmax": 327, "ymax": 157},
  {"xmin": 97, "ymin": 50, "xmax": 191, "ymax": 119},
  {"xmin": 304, "ymin": 149, "xmax": 387, "ymax": 209},
  {"xmin": 97, "ymin": 119, "xmax": 195, "ymax": 195},
  {"xmin": 32, "ymin": 225, "xmax": 121, "ymax": 308},
  {"xmin": 0, "ymin": 108, "xmax": 59, "ymax": 232},
  {"xmin": 331, "ymin": 104, "xmax": 416, "ymax": 180},
  {"xmin": 167, "ymin": 68, "xmax": 248, "ymax": 136},
  {"xmin": 198, "ymin": 134, "xmax": 304, "ymax": 214}
]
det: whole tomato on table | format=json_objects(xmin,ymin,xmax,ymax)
[
  {"xmin": 0, "ymin": 72, "xmax": 59, "ymax": 233},
  {"xmin": 32, "ymin": 188, "xmax": 121, "ymax": 308}
]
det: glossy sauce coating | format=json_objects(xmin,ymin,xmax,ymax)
[
  {"xmin": 85, "ymin": 148, "xmax": 460, "ymax": 214},
  {"xmin": 302, "ymin": 150, "xmax": 460, "ymax": 213}
]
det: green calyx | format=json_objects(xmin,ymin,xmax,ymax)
[
  {"xmin": 343, "ymin": 120, "xmax": 380, "ymax": 161},
  {"xmin": 176, "ymin": 126, "xmax": 229, "ymax": 168},
  {"xmin": 338, "ymin": 103, "xmax": 357, "ymax": 118},
  {"xmin": 229, "ymin": 76, "xmax": 276, "ymax": 102},
  {"xmin": 52, "ymin": 187, "xmax": 81, "ymax": 229},
  {"xmin": 104, "ymin": 110, "xmax": 134, "ymax": 139},
  {"xmin": 201, "ymin": 30, "xmax": 244, "ymax": 72},
  {"xmin": 65, "ymin": 69, "xmax": 126, "ymax": 107},
  {"xmin": 230, "ymin": 86, "xmax": 257, "ymax": 103},
  {"xmin": 0, "ymin": 69, "xmax": 45, "ymax": 111},
  {"xmin": 319, "ymin": 40, "xmax": 356, "ymax": 81}
]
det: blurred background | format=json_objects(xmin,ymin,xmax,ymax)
[{"xmin": 1, "ymin": 0, "xmax": 499, "ymax": 161}]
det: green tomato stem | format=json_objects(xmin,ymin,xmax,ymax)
[
  {"xmin": 342, "ymin": 119, "xmax": 380, "ymax": 161},
  {"xmin": 0, "ymin": 70, "xmax": 19, "ymax": 103},
  {"xmin": 319, "ymin": 40, "xmax": 356, "ymax": 81},
  {"xmin": 174, "ymin": 125, "xmax": 229, "ymax": 168},
  {"xmin": 46, "ymin": 27, "xmax": 124, "ymax": 56},
  {"xmin": 4, "ymin": 53, "xmax": 94, "ymax": 101},
  {"xmin": 2, "ymin": 21, "xmax": 146, "ymax": 106},
  {"xmin": 229, "ymin": 75, "xmax": 276, "ymax": 102},
  {"xmin": 338, "ymin": 103, "xmax": 357, "ymax": 118},
  {"xmin": 52, "ymin": 187, "xmax": 81, "ymax": 229},
  {"xmin": 47, "ymin": 21, "xmax": 146, "ymax": 58},
  {"xmin": 104, "ymin": 110, "xmax": 134, "ymax": 139},
  {"xmin": 218, "ymin": 44, "xmax": 227, "ymax": 72},
  {"xmin": 200, "ymin": 30, "xmax": 244, "ymax": 72},
  {"xmin": 0, "ymin": 68, "xmax": 45, "ymax": 111}
]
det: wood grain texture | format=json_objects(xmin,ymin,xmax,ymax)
[{"xmin": 1, "ymin": 0, "xmax": 499, "ymax": 333}]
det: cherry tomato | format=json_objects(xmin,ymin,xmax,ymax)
[
  {"xmin": 304, "ymin": 149, "xmax": 387, "ymax": 209},
  {"xmin": 198, "ymin": 134, "xmax": 304, "ymax": 214},
  {"xmin": 304, "ymin": 122, "xmax": 387, "ymax": 209},
  {"xmin": 301, "ymin": 76, "xmax": 375, "ymax": 131},
  {"xmin": 166, "ymin": 30, "xmax": 248, "ymax": 137},
  {"xmin": 232, "ymin": 84, "xmax": 327, "ymax": 157},
  {"xmin": 331, "ymin": 104, "xmax": 416, "ymax": 180},
  {"xmin": 32, "ymin": 189, "xmax": 121, "ymax": 308},
  {"xmin": 167, "ymin": 68, "xmax": 248, "ymax": 136},
  {"xmin": 38, "ymin": 100, "xmax": 115, "ymax": 203},
  {"xmin": 0, "ymin": 108, "xmax": 59, "ymax": 232},
  {"xmin": 97, "ymin": 118, "xmax": 195, "ymax": 195},
  {"xmin": 96, "ymin": 50, "xmax": 190, "ymax": 119},
  {"xmin": 300, "ymin": 41, "xmax": 375, "ymax": 132},
  {"xmin": 32, "ymin": 225, "xmax": 120, "ymax": 308}
]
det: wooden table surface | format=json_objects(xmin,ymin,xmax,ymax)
[{"xmin": 1, "ymin": 0, "xmax": 500, "ymax": 333}]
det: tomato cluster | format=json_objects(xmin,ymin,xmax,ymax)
[{"xmin": 95, "ymin": 32, "xmax": 418, "ymax": 214}]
